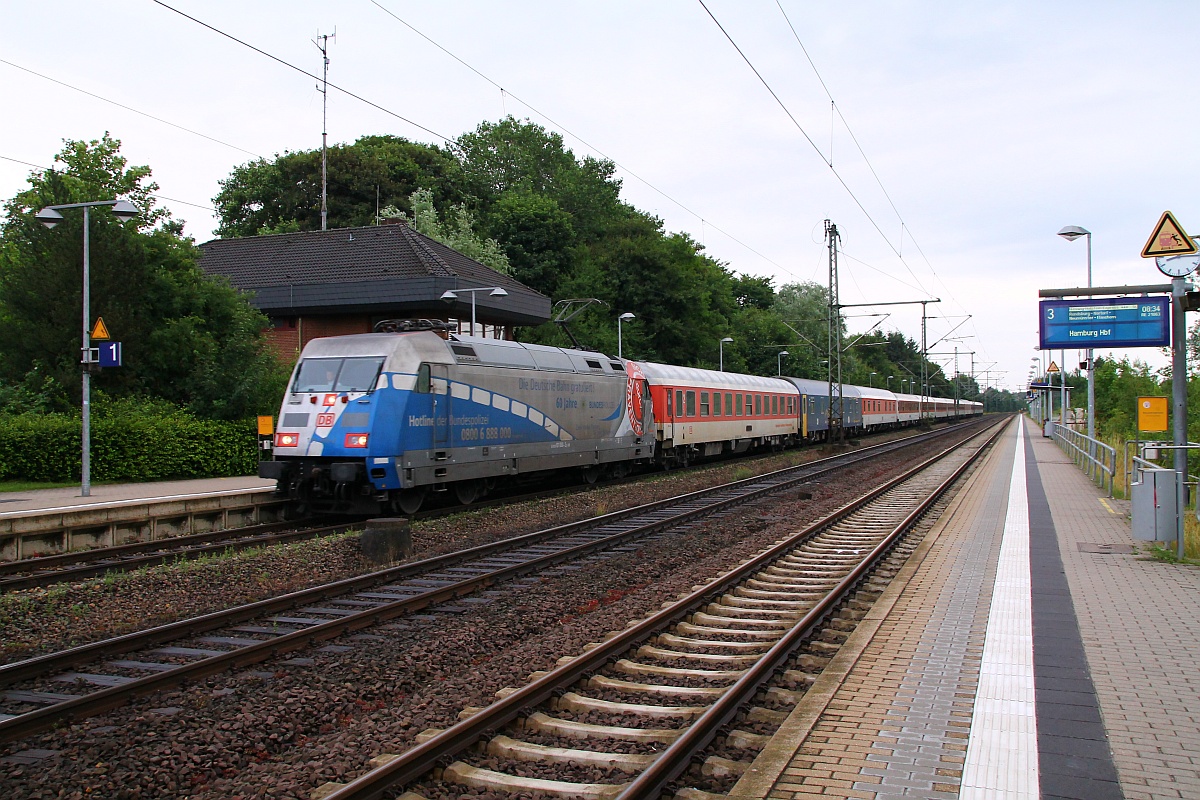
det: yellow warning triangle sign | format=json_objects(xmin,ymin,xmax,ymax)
[
  {"xmin": 90, "ymin": 317, "xmax": 110, "ymax": 341},
  {"xmin": 1046, "ymin": 361, "xmax": 1060, "ymax": 373},
  {"xmin": 1141, "ymin": 211, "xmax": 1198, "ymax": 258}
]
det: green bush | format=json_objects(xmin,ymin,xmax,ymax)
[{"xmin": 0, "ymin": 412, "xmax": 257, "ymax": 482}]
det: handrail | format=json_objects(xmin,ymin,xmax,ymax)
[{"xmin": 1052, "ymin": 424, "xmax": 1116, "ymax": 497}]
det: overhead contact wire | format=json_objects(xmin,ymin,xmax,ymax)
[
  {"xmin": 369, "ymin": 0, "xmax": 796, "ymax": 279},
  {"xmin": 149, "ymin": 0, "xmax": 450, "ymax": 143},
  {"xmin": 0, "ymin": 59, "xmax": 263, "ymax": 159}
]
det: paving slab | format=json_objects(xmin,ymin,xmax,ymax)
[{"xmin": 729, "ymin": 416, "xmax": 1200, "ymax": 799}]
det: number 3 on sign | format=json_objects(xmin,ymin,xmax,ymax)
[{"xmin": 98, "ymin": 342, "xmax": 122, "ymax": 368}]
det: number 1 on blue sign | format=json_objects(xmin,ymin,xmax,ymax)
[{"xmin": 98, "ymin": 341, "xmax": 122, "ymax": 368}]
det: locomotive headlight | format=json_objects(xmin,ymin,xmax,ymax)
[
  {"xmin": 275, "ymin": 432, "xmax": 300, "ymax": 447},
  {"xmin": 345, "ymin": 433, "xmax": 369, "ymax": 448}
]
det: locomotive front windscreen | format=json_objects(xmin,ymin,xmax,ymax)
[{"xmin": 293, "ymin": 357, "xmax": 385, "ymax": 393}]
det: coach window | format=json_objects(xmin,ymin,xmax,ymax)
[
  {"xmin": 712, "ymin": 392, "xmax": 721, "ymax": 416},
  {"xmin": 754, "ymin": 395, "xmax": 761, "ymax": 416},
  {"xmin": 725, "ymin": 392, "xmax": 733, "ymax": 416},
  {"xmin": 735, "ymin": 394, "xmax": 743, "ymax": 415},
  {"xmin": 415, "ymin": 363, "xmax": 431, "ymax": 393},
  {"xmin": 700, "ymin": 391, "xmax": 710, "ymax": 417},
  {"xmin": 772, "ymin": 395, "xmax": 778, "ymax": 415},
  {"xmin": 686, "ymin": 390, "xmax": 697, "ymax": 417},
  {"xmin": 667, "ymin": 390, "xmax": 674, "ymax": 419},
  {"xmin": 746, "ymin": 393, "xmax": 753, "ymax": 415},
  {"xmin": 675, "ymin": 390, "xmax": 684, "ymax": 419}
]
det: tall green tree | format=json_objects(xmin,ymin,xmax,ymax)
[
  {"xmin": 213, "ymin": 135, "xmax": 465, "ymax": 237},
  {"xmin": 0, "ymin": 134, "xmax": 285, "ymax": 419}
]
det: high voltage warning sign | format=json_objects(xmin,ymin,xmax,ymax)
[{"xmin": 1141, "ymin": 211, "xmax": 1197, "ymax": 258}]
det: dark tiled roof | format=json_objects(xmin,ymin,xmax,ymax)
[{"xmin": 198, "ymin": 224, "xmax": 550, "ymax": 325}]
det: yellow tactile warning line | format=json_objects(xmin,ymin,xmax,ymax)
[{"xmin": 730, "ymin": 422, "xmax": 1017, "ymax": 800}]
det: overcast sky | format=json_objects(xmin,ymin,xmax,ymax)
[{"xmin": 5, "ymin": 0, "xmax": 1199, "ymax": 393}]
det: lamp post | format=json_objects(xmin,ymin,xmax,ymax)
[
  {"xmin": 719, "ymin": 337, "xmax": 733, "ymax": 371},
  {"xmin": 777, "ymin": 350, "xmax": 789, "ymax": 376},
  {"xmin": 886, "ymin": 375, "xmax": 894, "ymax": 390},
  {"xmin": 35, "ymin": 199, "xmax": 138, "ymax": 497},
  {"xmin": 868, "ymin": 371, "xmax": 876, "ymax": 387},
  {"xmin": 617, "ymin": 312, "xmax": 635, "ymax": 359},
  {"xmin": 439, "ymin": 286, "xmax": 508, "ymax": 337},
  {"xmin": 1057, "ymin": 225, "xmax": 1094, "ymax": 442}
]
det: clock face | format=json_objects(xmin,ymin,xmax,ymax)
[{"xmin": 1156, "ymin": 254, "xmax": 1200, "ymax": 277}]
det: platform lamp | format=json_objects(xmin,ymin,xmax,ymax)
[
  {"xmin": 886, "ymin": 375, "xmax": 894, "ymax": 390},
  {"xmin": 1057, "ymin": 225, "xmax": 1094, "ymax": 443},
  {"xmin": 617, "ymin": 312, "xmax": 635, "ymax": 358},
  {"xmin": 440, "ymin": 286, "xmax": 508, "ymax": 337},
  {"xmin": 719, "ymin": 337, "xmax": 733, "ymax": 371},
  {"xmin": 869, "ymin": 371, "xmax": 876, "ymax": 387},
  {"xmin": 777, "ymin": 350, "xmax": 789, "ymax": 376},
  {"xmin": 35, "ymin": 199, "xmax": 138, "ymax": 498}
]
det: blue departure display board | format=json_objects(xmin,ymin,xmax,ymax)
[{"xmin": 1039, "ymin": 297, "xmax": 1171, "ymax": 349}]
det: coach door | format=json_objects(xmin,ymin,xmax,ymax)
[{"xmin": 431, "ymin": 364, "xmax": 450, "ymax": 448}]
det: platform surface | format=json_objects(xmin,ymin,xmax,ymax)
[
  {"xmin": 0, "ymin": 476, "xmax": 276, "ymax": 516},
  {"xmin": 733, "ymin": 415, "xmax": 1200, "ymax": 800}
]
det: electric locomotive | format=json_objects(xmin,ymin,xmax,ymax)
[{"xmin": 259, "ymin": 327, "xmax": 654, "ymax": 515}]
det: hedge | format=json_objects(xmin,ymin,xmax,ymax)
[{"xmin": 0, "ymin": 414, "xmax": 258, "ymax": 482}]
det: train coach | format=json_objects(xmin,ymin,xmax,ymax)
[{"xmin": 639, "ymin": 363, "xmax": 799, "ymax": 467}]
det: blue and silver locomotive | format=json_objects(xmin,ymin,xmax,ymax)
[{"xmin": 259, "ymin": 326, "xmax": 654, "ymax": 515}]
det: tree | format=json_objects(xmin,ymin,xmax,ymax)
[
  {"xmin": 485, "ymin": 191, "xmax": 576, "ymax": 297},
  {"xmin": 454, "ymin": 117, "xmax": 625, "ymax": 243},
  {"xmin": 381, "ymin": 188, "xmax": 510, "ymax": 274},
  {"xmin": 212, "ymin": 135, "xmax": 465, "ymax": 237},
  {"xmin": 0, "ymin": 134, "xmax": 286, "ymax": 419}
]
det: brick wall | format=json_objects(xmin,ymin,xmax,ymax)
[{"xmin": 263, "ymin": 314, "xmax": 373, "ymax": 364}]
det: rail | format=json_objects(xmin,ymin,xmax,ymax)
[{"xmin": 1052, "ymin": 424, "xmax": 1116, "ymax": 497}]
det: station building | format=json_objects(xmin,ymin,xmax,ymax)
[{"xmin": 198, "ymin": 222, "xmax": 551, "ymax": 362}]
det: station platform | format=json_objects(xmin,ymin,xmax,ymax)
[
  {"xmin": 732, "ymin": 415, "xmax": 1200, "ymax": 800},
  {"xmin": 0, "ymin": 476, "xmax": 280, "ymax": 561},
  {"xmin": 0, "ymin": 475, "xmax": 275, "ymax": 516}
]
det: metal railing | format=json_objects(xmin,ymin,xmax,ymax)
[
  {"xmin": 1124, "ymin": 441, "xmax": 1200, "ymax": 510},
  {"xmin": 1053, "ymin": 424, "xmax": 1116, "ymax": 497}
]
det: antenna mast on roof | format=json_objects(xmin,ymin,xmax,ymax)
[{"xmin": 314, "ymin": 28, "xmax": 336, "ymax": 231}]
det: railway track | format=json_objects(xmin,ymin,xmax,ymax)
[
  {"xmin": 0, "ymin": 520, "xmax": 357, "ymax": 593},
  {"xmin": 0, "ymin": 423, "xmax": 959, "ymax": 593},
  {"xmin": 0, "ymin": 418, "xmax": 992, "ymax": 748},
  {"xmin": 317, "ymin": 415, "xmax": 1008, "ymax": 800}
]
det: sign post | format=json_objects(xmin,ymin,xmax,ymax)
[{"xmin": 1140, "ymin": 211, "xmax": 1195, "ymax": 559}]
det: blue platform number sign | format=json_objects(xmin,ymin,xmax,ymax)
[
  {"xmin": 98, "ymin": 341, "xmax": 122, "ymax": 368},
  {"xmin": 1039, "ymin": 297, "xmax": 1170, "ymax": 350}
]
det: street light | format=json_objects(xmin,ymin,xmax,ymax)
[
  {"xmin": 617, "ymin": 312, "xmax": 635, "ymax": 359},
  {"xmin": 440, "ymin": 286, "xmax": 508, "ymax": 337},
  {"xmin": 719, "ymin": 337, "xmax": 733, "ymax": 371},
  {"xmin": 1058, "ymin": 225, "xmax": 1094, "ymax": 442},
  {"xmin": 777, "ymin": 350, "xmax": 789, "ymax": 376},
  {"xmin": 36, "ymin": 199, "xmax": 138, "ymax": 497},
  {"xmin": 886, "ymin": 375, "xmax": 894, "ymax": 389},
  {"xmin": 869, "ymin": 371, "xmax": 876, "ymax": 387}
]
